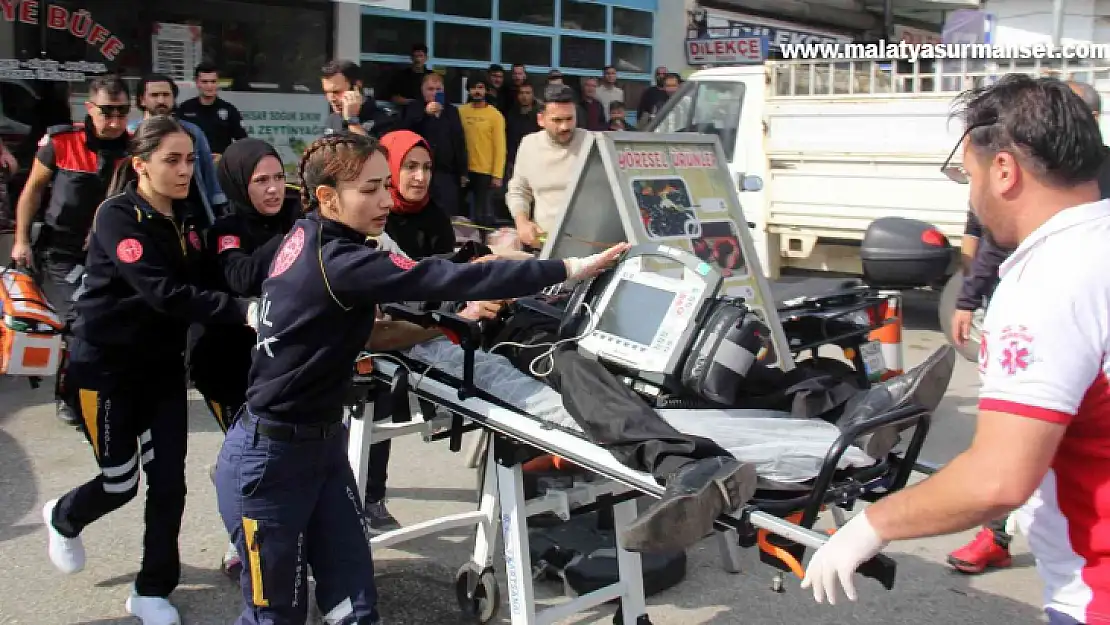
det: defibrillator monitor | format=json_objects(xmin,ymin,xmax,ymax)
[{"xmin": 576, "ymin": 244, "xmax": 723, "ymax": 391}]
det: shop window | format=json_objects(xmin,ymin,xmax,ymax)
[
  {"xmin": 559, "ymin": 36, "xmax": 605, "ymax": 70},
  {"xmin": 436, "ymin": 66, "xmax": 491, "ymax": 105},
  {"xmin": 361, "ymin": 61, "xmax": 413, "ymax": 103},
  {"xmin": 434, "ymin": 23, "xmax": 492, "ymax": 61},
  {"xmin": 560, "ymin": 0, "xmax": 605, "ymax": 33},
  {"xmin": 611, "ymin": 42, "xmax": 651, "ymax": 74},
  {"xmin": 501, "ymin": 33, "xmax": 552, "ymax": 68},
  {"xmin": 435, "ymin": 0, "xmax": 492, "ymax": 20},
  {"xmin": 499, "ymin": 0, "xmax": 555, "ymax": 27},
  {"xmin": 612, "ymin": 8, "xmax": 652, "ymax": 39},
  {"xmin": 620, "ymin": 79, "xmax": 650, "ymax": 121},
  {"xmin": 411, "ymin": 0, "xmax": 428, "ymax": 10},
  {"xmin": 362, "ymin": 15, "xmax": 428, "ymax": 57}
]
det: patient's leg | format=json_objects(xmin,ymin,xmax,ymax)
[
  {"xmin": 546, "ymin": 349, "xmax": 730, "ymax": 479},
  {"xmin": 546, "ymin": 350, "xmax": 757, "ymax": 554}
]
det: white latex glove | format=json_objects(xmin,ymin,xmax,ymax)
[
  {"xmin": 563, "ymin": 243, "xmax": 631, "ymax": 281},
  {"xmin": 247, "ymin": 300, "xmax": 260, "ymax": 331},
  {"xmin": 800, "ymin": 509, "xmax": 889, "ymax": 605}
]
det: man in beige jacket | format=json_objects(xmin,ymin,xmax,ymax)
[{"xmin": 507, "ymin": 84, "xmax": 590, "ymax": 249}]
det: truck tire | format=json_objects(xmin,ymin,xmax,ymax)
[{"xmin": 938, "ymin": 271, "xmax": 981, "ymax": 363}]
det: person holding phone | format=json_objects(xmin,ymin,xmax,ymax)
[
  {"xmin": 320, "ymin": 59, "xmax": 395, "ymax": 139},
  {"xmin": 398, "ymin": 72, "xmax": 468, "ymax": 216}
]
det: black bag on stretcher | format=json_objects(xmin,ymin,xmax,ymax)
[{"xmin": 0, "ymin": 266, "xmax": 66, "ymax": 382}]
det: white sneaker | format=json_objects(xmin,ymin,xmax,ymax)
[
  {"xmin": 42, "ymin": 499, "xmax": 85, "ymax": 574},
  {"xmin": 125, "ymin": 591, "xmax": 181, "ymax": 625}
]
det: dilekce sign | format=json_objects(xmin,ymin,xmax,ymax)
[{"xmin": 1, "ymin": 0, "xmax": 125, "ymax": 61}]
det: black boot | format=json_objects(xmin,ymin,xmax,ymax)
[{"xmin": 620, "ymin": 457, "xmax": 756, "ymax": 554}]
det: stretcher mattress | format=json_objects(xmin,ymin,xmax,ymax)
[{"xmin": 401, "ymin": 338, "xmax": 876, "ymax": 486}]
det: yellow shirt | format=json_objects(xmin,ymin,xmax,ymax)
[{"xmin": 458, "ymin": 103, "xmax": 507, "ymax": 178}]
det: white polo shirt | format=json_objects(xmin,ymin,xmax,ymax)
[{"xmin": 978, "ymin": 199, "xmax": 1110, "ymax": 624}]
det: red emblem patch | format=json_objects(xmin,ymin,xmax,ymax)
[
  {"xmin": 270, "ymin": 227, "xmax": 305, "ymax": 277},
  {"xmin": 116, "ymin": 238, "xmax": 144, "ymax": 264},
  {"xmin": 390, "ymin": 253, "xmax": 417, "ymax": 271},
  {"xmin": 217, "ymin": 235, "xmax": 241, "ymax": 254},
  {"xmin": 996, "ymin": 325, "xmax": 1033, "ymax": 376},
  {"xmin": 188, "ymin": 231, "xmax": 202, "ymax": 251}
]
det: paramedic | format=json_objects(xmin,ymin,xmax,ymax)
[
  {"xmin": 801, "ymin": 75, "xmax": 1110, "ymax": 625},
  {"xmin": 190, "ymin": 138, "xmax": 301, "ymax": 579},
  {"xmin": 213, "ymin": 132, "xmax": 627, "ymax": 625},
  {"xmin": 41, "ymin": 116, "xmax": 252, "ymax": 625},
  {"xmin": 9, "ymin": 75, "xmax": 132, "ymax": 426}
]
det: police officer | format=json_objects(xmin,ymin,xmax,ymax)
[
  {"xmin": 214, "ymin": 132, "xmax": 627, "ymax": 625},
  {"xmin": 41, "ymin": 116, "xmax": 252, "ymax": 625},
  {"xmin": 189, "ymin": 138, "xmax": 300, "ymax": 579},
  {"xmin": 10, "ymin": 75, "xmax": 132, "ymax": 425}
]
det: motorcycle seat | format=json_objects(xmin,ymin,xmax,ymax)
[{"xmin": 771, "ymin": 277, "xmax": 865, "ymax": 310}]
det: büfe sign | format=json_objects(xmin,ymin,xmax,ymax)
[
  {"xmin": 686, "ymin": 37, "xmax": 767, "ymax": 65},
  {"xmin": 0, "ymin": 1, "xmax": 125, "ymax": 60}
]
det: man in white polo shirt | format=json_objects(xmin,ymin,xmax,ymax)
[{"xmin": 801, "ymin": 74, "xmax": 1110, "ymax": 625}]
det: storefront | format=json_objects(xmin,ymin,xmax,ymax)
[
  {"xmin": 0, "ymin": 0, "xmax": 336, "ymax": 172},
  {"xmin": 680, "ymin": 5, "xmax": 855, "ymax": 68},
  {"xmin": 358, "ymin": 0, "xmax": 658, "ymax": 117}
]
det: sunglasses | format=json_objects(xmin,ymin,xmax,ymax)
[
  {"xmin": 92, "ymin": 103, "xmax": 131, "ymax": 118},
  {"xmin": 941, "ymin": 120, "xmax": 996, "ymax": 184}
]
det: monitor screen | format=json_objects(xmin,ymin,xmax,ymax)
[{"xmin": 596, "ymin": 279, "xmax": 676, "ymax": 347}]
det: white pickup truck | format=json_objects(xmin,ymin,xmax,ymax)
[{"xmin": 648, "ymin": 58, "xmax": 1110, "ymax": 282}]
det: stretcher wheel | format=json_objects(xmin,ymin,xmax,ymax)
[{"xmin": 455, "ymin": 563, "xmax": 500, "ymax": 623}]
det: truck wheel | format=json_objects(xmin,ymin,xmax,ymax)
[{"xmin": 938, "ymin": 271, "xmax": 981, "ymax": 363}]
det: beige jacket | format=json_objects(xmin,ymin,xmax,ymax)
[{"xmin": 506, "ymin": 128, "xmax": 589, "ymax": 234}]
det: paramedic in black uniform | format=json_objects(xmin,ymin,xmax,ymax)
[
  {"xmin": 189, "ymin": 138, "xmax": 301, "ymax": 580},
  {"xmin": 213, "ymin": 132, "xmax": 627, "ymax": 625},
  {"xmin": 10, "ymin": 75, "xmax": 132, "ymax": 425},
  {"xmin": 41, "ymin": 116, "xmax": 251, "ymax": 625}
]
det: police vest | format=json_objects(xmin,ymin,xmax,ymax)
[{"xmin": 41, "ymin": 124, "xmax": 127, "ymax": 254}]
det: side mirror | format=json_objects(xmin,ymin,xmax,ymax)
[{"xmin": 739, "ymin": 174, "xmax": 764, "ymax": 192}]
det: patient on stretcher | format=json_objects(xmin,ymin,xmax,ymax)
[{"xmin": 367, "ymin": 296, "xmax": 955, "ymax": 554}]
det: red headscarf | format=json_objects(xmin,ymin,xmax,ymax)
[{"xmin": 380, "ymin": 130, "xmax": 433, "ymax": 215}]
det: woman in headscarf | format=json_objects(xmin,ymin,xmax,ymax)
[
  {"xmin": 188, "ymin": 137, "xmax": 301, "ymax": 579},
  {"xmin": 379, "ymin": 130, "xmax": 456, "ymax": 259}
]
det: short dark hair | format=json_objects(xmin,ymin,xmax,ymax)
[
  {"xmin": 194, "ymin": 62, "xmax": 219, "ymax": 78},
  {"xmin": 488, "ymin": 64, "xmax": 504, "ymax": 73},
  {"xmin": 321, "ymin": 59, "xmax": 361, "ymax": 87},
  {"xmin": 136, "ymin": 73, "xmax": 179, "ymax": 109},
  {"xmin": 412, "ymin": 43, "xmax": 428, "ymax": 55},
  {"xmin": 609, "ymin": 100, "xmax": 625, "ymax": 112},
  {"xmin": 954, "ymin": 73, "xmax": 1106, "ymax": 187},
  {"xmin": 88, "ymin": 74, "xmax": 129, "ymax": 100},
  {"xmin": 543, "ymin": 84, "xmax": 576, "ymax": 107},
  {"xmin": 603, "ymin": 65, "xmax": 616, "ymax": 73}
]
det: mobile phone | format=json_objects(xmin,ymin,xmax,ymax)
[{"xmin": 434, "ymin": 90, "xmax": 445, "ymax": 106}]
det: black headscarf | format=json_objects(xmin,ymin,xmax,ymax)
[{"xmin": 216, "ymin": 138, "xmax": 298, "ymax": 232}]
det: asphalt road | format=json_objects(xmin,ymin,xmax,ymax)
[{"xmin": 0, "ymin": 289, "xmax": 1047, "ymax": 625}]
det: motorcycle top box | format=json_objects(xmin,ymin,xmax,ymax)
[{"xmin": 860, "ymin": 217, "xmax": 955, "ymax": 289}]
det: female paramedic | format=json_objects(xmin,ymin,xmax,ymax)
[
  {"xmin": 213, "ymin": 132, "xmax": 627, "ymax": 625},
  {"xmin": 42, "ymin": 115, "xmax": 251, "ymax": 625},
  {"xmin": 188, "ymin": 138, "xmax": 301, "ymax": 579}
]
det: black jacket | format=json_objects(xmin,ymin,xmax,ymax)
[
  {"xmin": 398, "ymin": 100, "xmax": 468, "ymax": 176},
  {"xmin": 69, "ymin": 182, "xmax": 248, "ymax": 366},
  {"xmin": 187, "ymin": 189, "xmax": 301, "ymax": 401},
  {"xmin": 245, "ymin": 212, "xmax": 568, "ymax": 424},
  {"xmin": 384, "ymin": 200, "xmax": 456, "ymax": 261}
]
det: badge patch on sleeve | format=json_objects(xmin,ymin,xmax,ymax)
[
  {"xmin": 188, "ymin": 231, "xmax": 202, "ymax": 251},
  {"xmin": 116, "ymin": 238, "xmax": 144, "ymax": 264},
  {"xmin": 218, "ymin": 235, "xmax": 241, "ymax": 253},
  {"xmin": 270, "ymin": 227, "xmax": 305, "ymax": 277},
  {"xmin": 390, "ymin": 253, "xmax": 417, "ymax": 271}
]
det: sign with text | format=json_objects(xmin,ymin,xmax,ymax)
[
  {"xmin": 0, "ymin": 57, "xmax": 106, "ymax": 81},
  {"xmin": 686, "ymin": 36, "xmax": 767, "ymax": 65},
  {"xmin": 0, "ymin": 1, "xmax": 125, "ymax": 60},
  {"xmin": 542, "ymin": 132, "xmax": 793, "ymax": 369},
  {"xmin": 690, "ymin": 8, "xmax": 851, "ymax": 50}
]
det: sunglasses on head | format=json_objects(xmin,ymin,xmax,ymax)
[
  {"xmin": 941, "ymin": 120, "xmax": 996, "ymax": 184},
  {"xmin": 93, "ymin": 103, "xmax": 131, "ymax": 118}
]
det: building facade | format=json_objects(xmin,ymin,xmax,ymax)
[{"xmin": 355, "ymin": 0, "xmax": 658, "ymax": 112}]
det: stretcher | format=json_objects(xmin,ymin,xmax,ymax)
[{"xmin": 342, "ymin": 303, "xmax": 942, "ymax": 625}]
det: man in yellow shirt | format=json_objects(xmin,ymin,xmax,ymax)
[{"xmin": 458, "ymin": 77, "xmax": 507, "ymax": 227}]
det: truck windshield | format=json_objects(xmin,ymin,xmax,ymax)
[{"xmin": 649, "ymin": 79, "xmax": 745, "ymax": 161}]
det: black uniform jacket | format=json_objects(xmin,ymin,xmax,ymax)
[
  {"xmin": 245, "ymin": 212, "xmax": 568, "ymax": 424},
  {"xmin": 69, "ymin": 182, "xmax": 248, "ymax": 368}
]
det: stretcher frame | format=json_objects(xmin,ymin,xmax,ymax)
[{"xmin": 344, "ymin": 346, "xmax": 930, "ymax": 625}]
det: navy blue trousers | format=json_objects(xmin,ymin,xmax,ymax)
[
  {"xmin": 215, "ymin": 414, "xmax": 380, "ymax": 625},
  {"xmin": 1047, "ymin": 608, "xmax": 1083, "ymax": 625}
]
